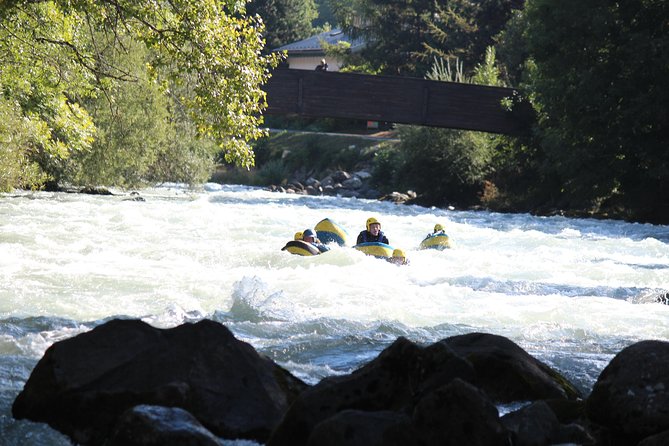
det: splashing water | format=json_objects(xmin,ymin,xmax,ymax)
[{"xmin": 1, "ymin": 184, "xmax": 668, "ymax": 444}]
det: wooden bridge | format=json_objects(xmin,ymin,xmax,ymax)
[{"xmin": 262, "ymin": 69, "xmax": 533, "ymax": 135}]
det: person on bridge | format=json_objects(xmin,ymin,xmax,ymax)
[
  {"xmin": 315, "ymin": 59, "xmax": 328, "ymax": 72},
  {"xmin": 302, "ymin": 229, "xmax": 330, "ymax": 253},
  {"xmin": 356, "ymin": 217, "xmax": 389, "ymax": 245}
]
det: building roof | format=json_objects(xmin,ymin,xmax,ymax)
[{"xmin": 273, "ymin": 28, "xmax": 365, "ymax": 55}]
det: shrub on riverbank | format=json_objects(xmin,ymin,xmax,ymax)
[
  {"xmin": 211, "ymin": 130, "xmax": 397, "ymax": 187},
  {"xmin": 210, "ymin": 126, "xmax": 664, "ymax": 224}
]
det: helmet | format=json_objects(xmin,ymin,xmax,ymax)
[
  {"xmin": 393, "ymin": 248, "xmax": 406, "ymax": 258},
  {"xmin": 366, "ymin": 217, "xmax": 381, "ymax": 231},
  {"xmin": 294, "ymin": 231, "xmax": 303, "ymax": 240},
  {"xmin": 302, "ymin": 229, "xmax": 317, "ymax": 239},
  {"xmin": 434, "ymin": 224, "xmax": 444, "ymax": 232}
]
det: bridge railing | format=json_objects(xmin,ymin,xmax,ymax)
[{"xmin": 262, "ymin": 69, "xmax": 534, "ymax": 135}]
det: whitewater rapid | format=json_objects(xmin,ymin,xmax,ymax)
[{"xmin": 1, "ymin": 184, "xmax": 668, "ymax": 444}]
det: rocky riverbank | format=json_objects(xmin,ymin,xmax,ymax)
[
  {"xmin": 12, "ymin": 318, "xmax": 669, "ymax": 446},
  {"xmin": 267, "ymin": 168, "xmax": 417, "ymax": 204}
]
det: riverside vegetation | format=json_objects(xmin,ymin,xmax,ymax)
[{"xmin": 1, "ymin": 1, "xmax": 666, "ymax": 224}]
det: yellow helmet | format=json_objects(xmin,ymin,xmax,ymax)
[
  {"xmin": 366, "ymin": 217, "xmax": 381, "ymax": 231},
  {"xmin": 392, "ymin": 248, "xmax": 406, "ymax": 258},
  {"xmin": 434, "ymin": 224, "xmax": 444, "ymax": 232},
  {"xmin": 294, "ymin": 231, "xmax": 303, "ymax": 240}
]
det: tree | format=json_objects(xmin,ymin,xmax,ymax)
[
  {"xmin": 373, "ymin": 49, "xmax": 505, "ymax": 207},
  {"xmin": 519, "ymin": 0, "xmax": 669, "ymax": 221},
  {"xmin": 423, "ymin": 0, "xmax": 523, "ymax": 71},
  {"xmin": 329, "ymin": 0, "xmax": 522, "ymax": 77},
  {"xmin": 0, "ymin": 0, "xmax": 278, "ymax": 191},
  {"xmin": 0, "ymin": 99, "xmax": 49, "ymax": 191},
  {"xmin": 0, "ymin": 2, "xmax": 96, "ymax": 189},
  {"xmin": 313, "ymin": 0, "xmax": 337, "ymax": 29},
  {"xmin": 68, "ymin": 38, "xmax": 172, "ymax": 188},
  {"xmin": 246, "ymin": 0, "xmax": 318, "ymax": 50},
  {"xmin": 329, "ymin": 0, "xmax": 438, "ymax": 76}
]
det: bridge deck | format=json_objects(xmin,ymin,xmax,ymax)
[{"xmin": 262, "ymin": 69, "xmax": 532, "ymax": 135}]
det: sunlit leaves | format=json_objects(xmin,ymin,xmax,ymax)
[
  {"xmin": 0, "ymin": 0, "xmax": 278, "ymax": 190},
  {"xmin": 0, "ymin": 99, "xmax": 48, "ymax": 191}
]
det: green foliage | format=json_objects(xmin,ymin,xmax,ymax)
[
  {"xmin": 149, "ymin": 127, "xmax": 217, "ymax": 185},
  {"xmin": 0, "ymin": 99, "xmax": 48, "ymax": 191},
  {"xmin": 264, "ymin": 132, "xmax": 374, "ymax": 176},
  {"xmin": 246, "ymin": 0, "xmax": 318, "ymax": 49},
  {"xmin": 134, "ymin": 0, "xmax": 279, "ymax": 169},
  {"xmin": 65, "ymin": 38, "xmax": 217, "ymax": 187},
  {"xmin": 471, "ymin": 47, "xmax": 504, "ymax": 87},
  {"xmin": 0, "ymin": 2, "xmax": 96, "ymax": 188},
  {"xmin": 64, "ymin": 39, "xmax": 165, "ymax": 187},
  {"xmin": 426, "ymin": 57, "xmax": 468, "ymax": 83},
  {"xmin": 519, "ymin": 0, "xmax": 669, "ymax": 220},
  {"xmin": 257, "ymin": 159, "xmax": 289, "ymax": 184},
  {"xmin": 329, "ymin": 0, "xmax": 438, "ymax": 76},
  {"xmin": 371, "ymin": 143, "xmax": 407, "ymax": 193},
  {"xmin": 494, "ymin": 8, "xmax": 529, "ymax": 86},
  {"xmin": 313, "ymin": 0, "xmax": 337, "ymax": 29},
  {"xmin": 217, "ymin": 130, "xmax": 389, "ymax": 186},
  {"xmin": 0, "ymin": 0, "xmax": 278, "ymax": 191},
  {"xmin": 378, "ymin": 50, "xmax": 505, "ymax": 206},
  {"xmin": 330, "ymin": 0, "xmax": 522, "ymax": 77},
  {"xmin": 424, "ymin": 0, "xmax": 522, "ymax": 72},
  {"xmin": 423, "ymin": 0, "xmax": 480, "ymax": 65},
  {"xmin": 393, "ymin": 126, "xmax": 499, "ymax": 206}
]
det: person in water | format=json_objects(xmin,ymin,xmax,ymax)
[
  {"xmin": 389, "ymin": 248, "xmax": 409, "ymax": 265},
  {"xmin": 357, "ymin": 217, "xmax": 389, "ymax": 244},
  {"xmin": 294, "ymin": 231, "xmax": 303, "ymax": 241},
  {"xmin": 422, "ymin": 223, "xmax": 451, "ymax": 250},
  {"xmin": 432, "ymin": 223, "xmax": 447, "ymax": 235},
  {"xmin": 302, "ymin": 228, "xmax": 330, "ymax": 253}
]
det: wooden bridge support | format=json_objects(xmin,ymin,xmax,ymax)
[{"xmin": 262, "ymin": 69, "xmax": 533, "ymax": 135}]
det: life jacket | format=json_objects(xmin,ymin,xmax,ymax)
[
  {"xmin": 311, "ymin": 242, "xmax": 330, "ymax": 253},
  {"xmin": 359, "ymin": 230, "xmax": 387, "ymax": 243}
]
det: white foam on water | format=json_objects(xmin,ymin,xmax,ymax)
[
  {"xmin": 2, "ymin": 186, "xmax": 668, "ymax": 345},
  {"xmin": 1, "ymin": 185, "xmax": 668, "ymax": 444}
]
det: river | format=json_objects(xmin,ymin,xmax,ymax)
[{"xmin": 1, "ymin": 184, "xmax": 668, "ymax": 445}]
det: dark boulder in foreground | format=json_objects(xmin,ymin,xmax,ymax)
[
  {"xmin": 501, "ymin": 400, "xmax": 595, "ymax": 446},
  {"xmin": 268, "ymin": 333, "xmax": 578, "ymax": 446},
  {"xmin": 443, "ymin": 332, "xmax": 582, "ymax": 402},
  {"xmin": 306, "ymin": 409, "xmax": 415, "ymax": 446},
  {"xmin": 267, "ymin": 336, "xmax": 476, "ymax": 446},
  {"xmin": 14, "ymin": 318, "xmax": 669, "ymax": 446},
  {"xmin": 411, "ymin": 378, "xmax": 508, "ymax": 446},
  {"xmin": 638, "ymin": 429, "xmax": 669, "ymax": 446},
  {"xmin": 586, "ymin": 340, "xmax": 669, "ymax": 444},
  {"xmin": 12, "ymin": 319, "xmax": 307, "ymax": 445},
  {"xmin": 106, "ymin": 405, "xmax": 224, "ymax": 446}
]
